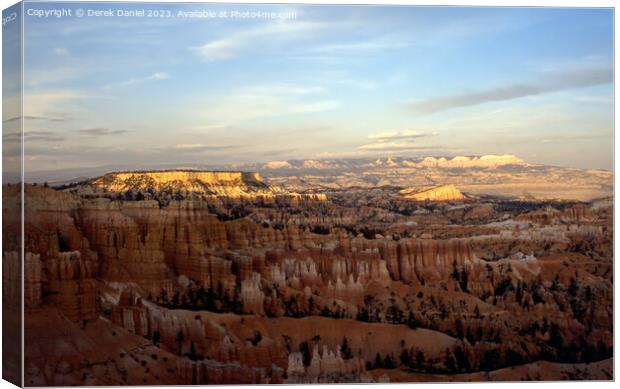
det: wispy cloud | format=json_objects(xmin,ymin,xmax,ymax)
[
  {"xmin": 170, "ymin": 143, "xmax": 238, "ymax": 152},
  {"xmin": 53, "ymin": 47, "xmax": 69, "ymax": 56},
  {"xmin": 25, "ymin": 66, "xmax": 92, "ymax": 88},
  {"xmin": 103, "ymin": 72, "xmax": 170, "ymax": 90},
  {"xmin": 192, "ymin": 20, "xmax": 328, "ymax": 62},
  {"xmin": 359, "ymin": 129, "xmax": 439, "ymax": 152},
  {"xmin": 540, "ymin": 131, "xmax": 611, "ymax": 143},
  {"xmin": 190, "ymin": 124, "xmax": 232, "ymax": 132},
  {"xmin": 337, "ymin": 78, "xmax": 378, "ymax": 90},
  {"xmin": 193, "ymin": 82, "xmax": 340, "ymax": 124},
  {"xmin": 24, "ymin": 90, "xmax": 91, "ymax": 118},
  {"xmin": 241, "ymin": 84, "xmax": 325, "ymax": 96},
  {"xmin": 255, "ymin": 148, "xmax": 298, "ymax": 157},
  {"xmin": 3, "ymin": 114, "xmax": 70, "ymax": 124},
  {"xmin": 139, "ymin": 143, "xmax": 243, "ymax": 157},
  {"xmin": 75, "ymin": 128, "xmax": 129, "ymax": 136},
  {"xmin": 367, "ymin": 129, "xmax": 438, "ymax": 142},
  {"xmin": 572, "ymin": 95, "xmax": 613, "ymax": 104},
  {"xmin": 311, "ymin": 38, "xmax": 408, "ymax": 55},
  {"xmin": 3, "ymin": 130, "xmax": 66, "ymax": 143},
  {"xmin": 409, "ymin": 65, "xmax": 613, "ymax": 114},
  {"xmin": 25, "ymin": 131, "xmax": 66, "ymax": 142},
  {"xmin": 359, "ymin": 142, "xmax": 440, "ymax": 151}
]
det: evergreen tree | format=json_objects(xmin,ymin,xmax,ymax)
[
  {"xmin": 373, "ymin": 353, "xmax": 383, "ymax": 369},
  {"xmin": 454, "ymin": 344, "xmax": 469, "ymax": 371},
  {"xmin": 415, "ymin": 350, "xmax": 425, "ymax": 368},
  {"xmin": 251, "ymin": 331, "xmax": 263, "ymax": 346},
  {"xmin": 152, "ymin": 330, "xmax": 161, "ymax": 346},
  {"xmin": 340, "ymin": 337, "xmax": 353, "ymax": 360},
  {"xmin": 451, "ymin": 260, "xmax": 459, "ymax": 280},
  {"xmin": 399, "ymin": 349, "xmax": 411, "ymax": 367},
  {"xmin": 569, "ymin": 278, "xmax": 579, "ymax": 297},
  {"xmin": 459, "ymin": 269, "xmax": 469, "ymax": 292},
  {"xmin": 407, "ymin": 311, "xmax": 418, "ymax": 329},
  {"xmin": 444, "ymin": 348, "xmax": 456, "ymax": 371},
  {"xmin": 549, "ymin": 323, "xmax": 563, "ymax": 349},
  {"xmin": 299, "ymin": 341, "xmax": 311, "ymax": 367}
]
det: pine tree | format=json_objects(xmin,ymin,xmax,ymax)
[
  {"xmin": 549, "ymin": 323, "xmax": 563, "ymax": 349},
  {"xmin": 415, "ymin": 350, "xmax": 425, "ymax": 368},
  {"xmin": 373, "ymin": 353, "xmax": 383, "ymax": 369},
  {"xmin": 444, "ymin": 348, "xmax": 456, "ymax": 371},
  {"xmin": 152, "ymin": 330, "xmax": 161, "ymax": 346},
  {"xmin": 299, "ymin": 341, "xmax": 311, "ymax": 367},
  {"xmin": 340, "ymin": 337, "xmax": 353, "ymax": 360},
  {"xmin": 569, "ymin": 278, "xmax": 578, "ymax": 297},
  {"xmin": 407, "ymin": 311, "xmax": 418, "ymax": 329},
  {"xmin": 399, "ymin": 349, "xmax": 411, "ymax": 367},
  {"xmin": 454, "ymin": 344, "xmax": 470, "ymax": 371}
]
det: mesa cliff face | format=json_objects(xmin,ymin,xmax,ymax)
[
  {"xmin": 70, "ymin": 170, "xmax": 327, "ymax": 202},
  {"xmin": 95, "ymin": 170, "xmax": 273, "ymax": 192},
  {"xmin": 400, "ymin": 184, "xmax": 466, "ymax": 201},
  {"xmin": 78, "ymin": 170, "xmax": 279, "ymax": 197},
  {"xmin": 10, "ymin": 168, "xmax": 613, "ymax": 385}
]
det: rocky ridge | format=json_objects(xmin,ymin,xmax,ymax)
[
  {"xmin": 400, "ymin": 184, "xmax": 467, "ymax": 202},
  {"xmin": 251, "ymin": 155, "xmax": 611, "ymax": 201},
  {"xmin": 260, "ymin": 155, "xmax": 526, "ymax": 170},
  {"xmin": 65, "ymin": 170, "xmax": 327, "ymax": 202}
]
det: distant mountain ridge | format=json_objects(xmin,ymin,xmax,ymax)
[
  {"xmin": 249, "ymin": 155, "xmax": 611, "ymax": 202},
  {"xmin": 257, "ymin": 154, "xmax": 526, "ymax": 171},
  {"xmin": 21, "ymin": 154, "xmax": 612, "ymax": 201}
]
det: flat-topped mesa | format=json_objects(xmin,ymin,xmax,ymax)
[
  {"xmin": 73, "ymin": 170, "xmax": 303, "ymax": 199},
  {"xmin": 400, "ymin": 184, "xmax": 466, "ymax": 201},
  {"xmin": 70, "ymin": 170, "xmax": 329, "ymax": 201}
]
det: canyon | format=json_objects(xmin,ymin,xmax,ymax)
[{"xmin": 3, "ymin": 160, "xmax": 613, "ymax": 384}]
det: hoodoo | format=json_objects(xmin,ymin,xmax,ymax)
[{"xmin": 10, "ymin": 156, "xmax": 612, "ymax": 385}]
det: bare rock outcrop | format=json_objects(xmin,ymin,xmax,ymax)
[{"xmin": 401, "ymin": 184, "xmax": 466, "ymax": 202}]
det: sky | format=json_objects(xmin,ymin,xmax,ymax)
[{"xmin": 6, "ymin": 2, "xmax": 614, "ymax": 177}]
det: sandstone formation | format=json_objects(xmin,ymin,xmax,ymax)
[
  {"xmin": 66, "ymin": 170, "xmax": 326, "ymax": 202},
  {"xmin": 260, "ymin": 155, "xmax": 526, "ymax": 170},
  {"xmin": 400, "ymin": 184, "xmax": 466, "ymax": 202},
  {"xmin": 413, "ymin": 154, "xmax": 525, "ymax": 168},
  {"xmin": 87, "ymin": 171, "xmax": 278, "ymax": 197},
  {"xmin": 8, "ymin": 164, "xmax": 613, "ymax": 384},
  {"xmin": 251, "ymin": 155, "xmax": 611, "ymax": 201}
]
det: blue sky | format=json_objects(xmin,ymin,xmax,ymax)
[{"xmin": 15, "ymin": 2, "xmax": 614, "ymax": 173}]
